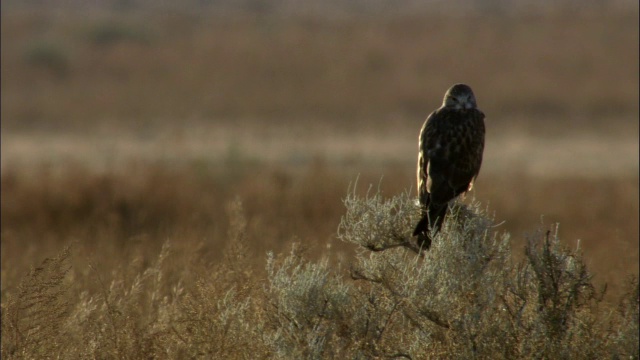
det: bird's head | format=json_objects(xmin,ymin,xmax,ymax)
[{"xmin": 442, "ymin": 83, "xmax": 477, "ymax": 111}]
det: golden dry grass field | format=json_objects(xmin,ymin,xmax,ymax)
[{"xmin": 1, "ymin": 4, "xmax": 638, "ymax": 358}]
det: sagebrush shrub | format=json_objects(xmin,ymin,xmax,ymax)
[{"xmin": 2, "ymin": 186, "xmax": 638, "ymax": 359}]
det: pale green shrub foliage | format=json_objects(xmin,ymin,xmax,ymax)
[{"xmin": 2, "ymin": 186, "xmax": 638, "ymax": 359}]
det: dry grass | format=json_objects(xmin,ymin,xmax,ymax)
[
  {"xmin": 1, "ymin": 8, "xmax": 638, "ymax": 131},
  {"xmin": 2, "ymin": 163, "xmax": 637, "ymax": 299},
  {"xmin": 1, "ymin": 169, "xmax": 638, "ymax": 358}
]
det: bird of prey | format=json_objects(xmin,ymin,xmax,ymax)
[{"xmin": 413, "ymin": 84, "xmax": 485, "ymax": 249}]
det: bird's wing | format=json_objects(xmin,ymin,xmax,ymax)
[
  {"xmin": 417, "ymin": 110, "xmax": 439, "ymax": 206},
  {"xmin": 423, "ymin": 109, "xmax": 455, "ymax": 197},
  {"xmin": 459, "ymin": 109, "xmax": 485, "ymax": 183}
]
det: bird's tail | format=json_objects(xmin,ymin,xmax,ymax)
[{"xmin": 413, "ymin": 203, "xmax": 448, "ymax": 250}]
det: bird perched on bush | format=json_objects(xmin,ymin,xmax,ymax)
[{"xmin": 413, "ymin": 84, "xmax": 485, "ymax": 249}]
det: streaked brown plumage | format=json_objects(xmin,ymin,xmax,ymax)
[{"xmin": 413, "ymin": 84, "xmax": 485, "ymax": 249}]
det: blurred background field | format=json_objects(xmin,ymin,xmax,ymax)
[{"xmin": 1, "ymin": 0, "xmax": 638, "ymax": 301}]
